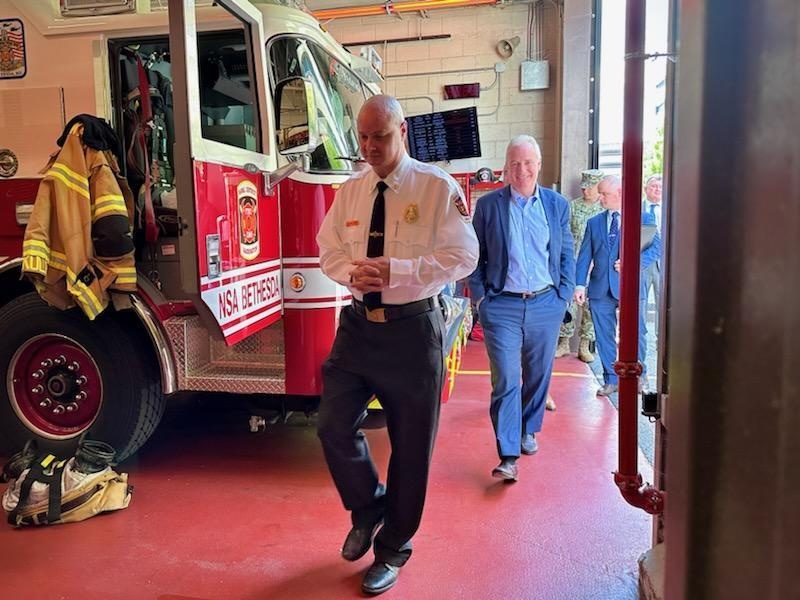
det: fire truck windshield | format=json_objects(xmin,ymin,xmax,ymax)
[{"xmin": 270, "ymin": 36, "xmax": 368, "ymax": 173}]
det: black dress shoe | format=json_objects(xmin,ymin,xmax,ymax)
[
  {"xmin": 362, "ymin": 561, "xmax": 400, "ymax": 595},
  {"xmin": 521, "ymin": 433, "xmax": 538, "ymax": 455},
  {"xmin": 341, "ymin": 518, "xmax": 383, "ymax": 561},
  {"xmin": 491, "ymin": 458, "xmax": 518, "ymax": 481}
]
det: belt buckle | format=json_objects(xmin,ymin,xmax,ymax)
[
  {"xmin": 521, "ymin": 291, "xmax": 533, "ymax": 300},
  {"xmin": 365, "ymin": 307, "xmax": 387, "ymax": 323}
]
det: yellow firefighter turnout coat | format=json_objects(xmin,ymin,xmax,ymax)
[{"xmin": 22, "ymin": 123, "xmax": 137, "ymax": 320}]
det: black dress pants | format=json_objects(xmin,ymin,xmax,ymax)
[{"xmin": 317, "ymin": 304, "xmax": 446, "ymax": 566}]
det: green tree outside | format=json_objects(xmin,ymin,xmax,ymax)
[{"xmin": 644, "ymin": 125, "xmax": 664, "ymax": 178}]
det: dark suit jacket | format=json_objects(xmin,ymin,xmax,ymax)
[
  {"xmin": 575, "ymin": 210, "xmax": 661, "ymax": 300},
  {"xmin": 468, "ymin": 185, "xmax": 575, "ymax": 303}
]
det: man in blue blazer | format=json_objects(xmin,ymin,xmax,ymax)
[
  {"xmin": 574, "ymin": 175, "xmax": 661, "ymax": 396},
  {"xmin": 469, "ymin": 135, "xmax": 575, "ymax": 481},
  {"xmin": 641, "ymin": 174, "xmax": 663, "ymax": 332}
]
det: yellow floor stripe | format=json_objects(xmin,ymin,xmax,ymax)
[{"xmin": 457, "ymin": 370, "xmax": 594, "ymax": 379}]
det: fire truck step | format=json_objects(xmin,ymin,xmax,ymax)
[{"xmin": 165, "ymin": 316, "xmax": 287, "ymax": 394}]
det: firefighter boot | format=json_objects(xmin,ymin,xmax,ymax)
[
  {"xmin": 578, "ymin": 338, "xmax": 595, "ymax": 363},
  {"xmin": 554, "ymin": 337, "xmax": 571, "ymax": 358}
]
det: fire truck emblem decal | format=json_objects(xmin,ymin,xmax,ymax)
[
  {"xmin": 0, "ymin": 148, "xmax": 18, "ymax": 178},
  {"xmin": 237, "ymin": 180, "xmax": 260, "ymax": 261},
  {"xmin": 0, "ymin": 19, "xmax": 26, "ymax": 79}
]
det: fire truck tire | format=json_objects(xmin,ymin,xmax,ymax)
[{"xmin": 0, "ymin": 293, "xmax": 165, "ymax": 462}]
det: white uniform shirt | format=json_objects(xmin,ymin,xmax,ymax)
[{"xmin": 316, "ymin": 153, "xmax": 479, "ymax": 305}]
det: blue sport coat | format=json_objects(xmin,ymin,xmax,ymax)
[
  {"xmin": 575, "ymin": 210, "xmax": 661, "ymax": 300},
  {"xmin": 469, "ymin": 185, "xmax": 575, "ymax": 303}
]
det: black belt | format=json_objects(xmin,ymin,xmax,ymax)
[
  {"xmin": 500, "ymin": 286, "xmax": 553, "ymax": 300},
  {"xmin": 352, "ymin": 296, "xmax": 439, "ymax": 323}
]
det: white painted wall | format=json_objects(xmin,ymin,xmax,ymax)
[
  {"xmin": 323, "ymin": 3, "xmax": 562, "ymax": 185},
  {"xmin": 0, "ymin": 1, "xmax": 101, "ymax": 177}
]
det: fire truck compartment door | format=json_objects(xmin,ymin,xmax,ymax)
[{"xmin": 169, "ymin": 0, "xmax": 282, "ymax": 346}]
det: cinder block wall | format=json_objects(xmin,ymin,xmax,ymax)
[{"xmin": 324, "ymin": 3, "xmax": 562, "ymax": 186}]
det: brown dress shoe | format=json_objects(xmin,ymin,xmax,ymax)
[
  {"xmin": 545, "ymin": 395, "xmax": 557, "ymax": 411},
  {"xmin": 578, "ymin": 338, "xmax": 595, "ymax": 362},
  {"xmin": 491, "ymin": 458, "xmax": 518, "ymax": 481}
]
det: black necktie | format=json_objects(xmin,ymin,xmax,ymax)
[{"xmin": 363, "ymin": 181, "xmax": 388, "ymax": 310}]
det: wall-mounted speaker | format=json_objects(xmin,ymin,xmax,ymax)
[{"xmin": 496, "ymin": 36, "xmax": 521, "ymax": 59}]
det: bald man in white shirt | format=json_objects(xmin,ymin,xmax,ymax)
[{"xmin": 316, "ymin": 95, "xmax": 478, "ymax": 595}]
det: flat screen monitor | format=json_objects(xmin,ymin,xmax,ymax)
[{"xmin": 406, "ymin": 107, "xmax": 481, "ymax": 163}]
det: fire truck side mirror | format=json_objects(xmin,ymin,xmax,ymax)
[{"xmin": 275, "ymin": 77, "xmax": 319, "ymax": 156}]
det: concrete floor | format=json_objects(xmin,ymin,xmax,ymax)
[
  {"xmin": 0, "ymin": 341, "xmax": 653, "ymax": 599},
  {"xmin": 570, "ymin": 296, "xmax": 661, "ymax": 465}
]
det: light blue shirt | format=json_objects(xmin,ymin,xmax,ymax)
[
  {"xmin": 643, "ymin": 201, "xmax": 662, "ymax": 229},
  {"xmin": 504, "ymin": 185, "xmax": 553, "ymax": 293}
]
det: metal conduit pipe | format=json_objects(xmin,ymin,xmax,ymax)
[
  {"xmin": 387, "ymin": 65, "xmax": 501, "ymax": 115},
  {"xmin": 385, "ymin": 65, "xmax": 498, "ymax": 79},
  {"xmin": 614, "ymin": 0, "xmax": 665, "ymax": 516},
  {"xmin": 389, "ymin": 66, "xmax": 500, "ymax": 116},
  {"xmin": 397, "ymin": 95, "xmax": 436, "ymax": 113},
  {"xmin": 344, "ymin": 34, "xmax": 452, "ymax": 47},
  {"xmin": 478, "ymin": 71, "xmax": 502, "ymax": 117},
  {"xmin": 312, "ymin": 0, "xmax": 499, "ymax": 21}
]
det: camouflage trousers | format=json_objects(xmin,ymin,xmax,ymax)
[{"xmin": 559, "ymin": 299, "xmax": 596, "ymax": 341}]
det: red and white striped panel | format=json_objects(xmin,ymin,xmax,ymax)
[
  {"xmin": 282, "ymin": 257, "xmax": 351, "ymax": 310},
  {"xmin": 200, "ymin": 259, "xmax": 282, "ymax": 343}
]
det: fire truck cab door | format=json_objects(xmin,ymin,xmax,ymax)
[{"xmin": 168, "ymin": 0, "xmax": 282, "ymax": 346}]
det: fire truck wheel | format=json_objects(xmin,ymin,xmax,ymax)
[{"xmin": 0, "ymin": 293, "xmax": 165, "ymax": 462}]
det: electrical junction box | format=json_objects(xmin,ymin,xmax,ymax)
[{"xmin": 520, "ymin": 60, "xmax": 550, "ymax": 91}]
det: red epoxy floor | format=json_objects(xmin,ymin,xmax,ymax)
[{"xmin": 0, "ymin": 341, "xmax": 653, "ymax": 600}]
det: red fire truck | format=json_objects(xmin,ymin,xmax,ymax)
[{"xmin": 0, "ymin": 0, "xmax": 469, "ymax": 460}]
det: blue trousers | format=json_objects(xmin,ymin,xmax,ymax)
[
  {"xmin": 589, "ymin": 293, "xmax": 648, "ymax": 385},
  {"xmin": 480, "ymin": 290, "xmax": 566, "ymax": 458}
]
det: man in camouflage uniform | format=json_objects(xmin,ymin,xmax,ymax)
[{"xmin": 556, "ymin": 169, "xmax": 605, "ymax": 362}]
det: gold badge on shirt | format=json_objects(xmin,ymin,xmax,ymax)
[{"xmin": 404, "ymin": 203, "xmax": 419, "ymax": 224}]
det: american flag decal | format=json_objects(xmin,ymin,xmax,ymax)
[{"xmin": 0, "ymin": 19, "xmax": 26, "ymax": 79}]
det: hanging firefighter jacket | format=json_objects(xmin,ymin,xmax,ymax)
[{"xmin": 22, "ymin": 115, "xmax": 137, "ymax": 320}]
